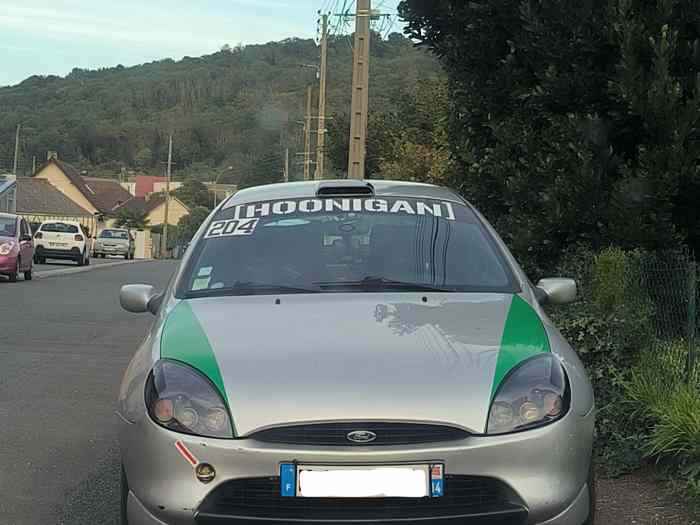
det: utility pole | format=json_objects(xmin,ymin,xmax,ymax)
[
  {"xmin": 32, "ymin": 155, "xmax": 36, "ymax": 175},
  {"xmin": 315, "ymin": 13, "xmax": 329, "ymax": 181},
  {"xmin": 347, "ymin": 0, "xmax": 371, "ymax": 180},
  {"xmin": 285, "ymin": 148, "xmax": 290, "ymax": 182},
  {"xmin": 162, "ymin": 134, "xmax": 172, "ymax": 259},
  {"xmin": 12, "ymin": 124, "xmax": 21, "ymax": 175},
  {"xmin": 303, "ymin": 86, "xmax": 313, "ymax": 181}
]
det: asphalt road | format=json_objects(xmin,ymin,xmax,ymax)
[
  {"xmin": 34, "ymin": 256, "xmax": 131, "ymax": 275},
  {"xmin": 0, "ymin": 261, "xmax": 178, "ymax": 525}
]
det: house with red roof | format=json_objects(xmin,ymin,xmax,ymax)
[{"xmin": 134, "ymin": 175, "xmax": 167, "ymax": 198}]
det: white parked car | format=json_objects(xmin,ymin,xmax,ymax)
[
  {"xmin": 33, "ymin": 220, "xmax": 91, "ymax": 266},
  {"xmin": 93, "ymin": 228, "xmax": 135, "ymax": 259}
]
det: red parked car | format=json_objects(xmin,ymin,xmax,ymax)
[{"xmin": 0, "ymin": 212, "xmax": 34, "ymax": 282}]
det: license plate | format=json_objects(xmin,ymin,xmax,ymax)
[
  {"xmin": 280, "ymin": 464, "xmax": 444, "ymax": 498},
  {"xmin": 49, "ymin": 242, "xmax": 68, "ymax": 247}
]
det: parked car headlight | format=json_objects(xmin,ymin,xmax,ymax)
[
  {"xmin": 0, "ymin": 242, "xmax": 15, "ymax": 255},
  {"xmin": 486, "ymin": 354, "xmax": 569, "ymax": 435},
  {"xmin": 145, "ymin": 359, "xmax": 233, "ymax": 439}
]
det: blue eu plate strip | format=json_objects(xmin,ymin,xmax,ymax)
[
  {"xmin": 280, "ymin": 463, "xmax": 296, "ymax": 497},
  {"xmin": 431, "ymin": 478, "xmax": 444, "ymax": 497},
  {"xmin": 430, "ymin": 464, "xmax": 444, "ymax": 497}
]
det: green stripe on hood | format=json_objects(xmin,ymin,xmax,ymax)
[
  {"xmin": 491, "ymin": 295, "xmax": 550, "ymax": 399},
  {"xmin": 161, "ymin": 301, "xmax": 229, "ymax": 406}
]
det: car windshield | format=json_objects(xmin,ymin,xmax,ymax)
[
  {"xmin": 178, "ymin": 196, "xmax": 517, "ymax": 297},
  {"xmin": 100, "ymin": 230, "xmax": 128, "ymax": 239},
  {"xmin": 0, "ymin": 217, "xmax": 16, "ymax": 237},
  {"xmin": 41, "ymin": 223, "xmax": 79, "ymax": 233}
]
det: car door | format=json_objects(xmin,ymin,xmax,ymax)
[{"xmin": 18, "ymin": 219, "xmax": 33, "ymax": 270}]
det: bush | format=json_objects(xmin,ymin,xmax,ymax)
[
  {"xmin": 549, "ymin": 246, "xmax": 655, "ymax": 474},
  {"xmin": 543, "ymin": 245, "xmax": 699, "ymax": 491},
  {"xmin": 623, "ymin": 344, "xmax": 700, "ymax": 506},
  {"xmin": 624, "ymin": 343, "xmax": 700, "ymax": 457},
  {"xmin": 645, "ymin": 386, "xmax": 700, "ymax": 461},
  {"xmin": 551, "ymin": 246, "xmax": 653, "ymax": 369}
]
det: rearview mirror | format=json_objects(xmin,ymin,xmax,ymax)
[
  {"xmin": 120, "ymin": 284, "xmax": 159, "ymax": 314},
  {"xmin": 536, "ymin": 278, "xmax": 577, "ymax": 305}
]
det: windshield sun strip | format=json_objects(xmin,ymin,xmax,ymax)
[{"xmin": 173, "ymin": 198, "xmax": 520, "ymax": 298}]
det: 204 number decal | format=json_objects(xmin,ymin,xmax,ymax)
[{"xmin": 205, "ymin": 218, "xmax": 259, "ymax": 239}]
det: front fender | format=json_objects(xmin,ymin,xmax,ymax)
[{"xmin": 544, "ymin": 323, "xmax": 595, "ymax": 417}]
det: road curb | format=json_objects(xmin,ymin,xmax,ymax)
[{"xmin": 34, "ymin": 259, "xmax": 154, "ymax": 279}]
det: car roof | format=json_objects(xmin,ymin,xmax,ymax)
[
  {"xmin": 0, "ymin": 212, "xmax": 18, "ymax": 220},
  {"xmin": 40, "ymin": 219, "xmax": 82, "ymax": 225},
  {"xmin": 224, "ymin": 180, "xmax": 465, "ymax": 208}
]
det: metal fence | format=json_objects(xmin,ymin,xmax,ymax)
[
  {"xmin": 552, "ymin": 247, "xmax": 700, "ymax": 388},
  {"xmin": 638, "ymin": 253, "xmax": 699, "ymax": 387}
]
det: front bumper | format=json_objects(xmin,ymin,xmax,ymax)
[
  {"xmin": 94, "ymin": 244, "xmax": 128, "ymax": 255},
  {"xmin": 119, "ymin": 408, "xmax": 594, "ymax": 525}
]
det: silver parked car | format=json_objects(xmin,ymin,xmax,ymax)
[
  {"xmin": 94, "ymin": 228, "xmax": 134, "ymax": 259},
  {"xmin": 117, "ymin": 180, "xmax": 595, "ymax": 525}
]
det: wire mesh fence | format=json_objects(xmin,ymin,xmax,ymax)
[
  {"xmin": 550, "ymin": 246, "xmax": 699, "ymax": 389},
  {"xmin": 638, "ymin": 252, "xmax": 699, "ymax": 388}
]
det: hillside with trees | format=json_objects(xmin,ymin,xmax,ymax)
[{"xmin": 0, "ymin": 34, "xmax": 443, "ymax": 186}]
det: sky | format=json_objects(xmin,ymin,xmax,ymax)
[{"xmin": 0, "ymin": 0, "xmax": 402, "ymax": 87}]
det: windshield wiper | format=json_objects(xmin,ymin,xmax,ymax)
[
  {"xmin": 186, "ymin": 281, "xmax": 320, "ymax": 298},
  {"xmin": 314, "ymin": 276, "xmax": 451, "ymax": 292}
]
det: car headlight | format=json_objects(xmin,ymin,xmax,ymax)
[
  {"xmin": 486, "ymin": 354, "xmax": 570, "ymax": 435},
  {"xmin": 0, "ymin": 242, "xmax": 15, "ymax": 255},
  {"xmin": 146, "ymin": 359, "xmax": 233, "ymax": 439}
]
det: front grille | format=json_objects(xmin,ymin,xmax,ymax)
[
  {"xmin": 195, "ymin": 475, "xmax": 527, "ymax": 524},
  {"xmin": 248, "ymin": 422, "xmax": 469, "ymax": 446}
]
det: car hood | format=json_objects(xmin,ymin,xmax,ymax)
[{"xmin": 160, "ymin": 293, "xmax": 550, "ymax": 435}]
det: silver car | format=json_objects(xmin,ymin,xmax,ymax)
[
  {"xmin": 94, "ymin": 228, "xmax": 134, "ymax": 259},
  {"xmin": 117, "ymin": 180, "xmax": 595, "ymax": 525}
]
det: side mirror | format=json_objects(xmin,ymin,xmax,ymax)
[
  {"xmin": 120, "ymin": 284, "xmax": 160, "ymax": 314},
  {"xmin": 536, "ymin": 278, "xmax": 577, "ymax": 305}
]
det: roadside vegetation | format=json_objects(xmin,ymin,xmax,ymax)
[
  {"xmin": 548, "ymin": 247, "xmax": 700, "ymax": 507},
  {"xmin": 396, "ymin": 0, "xmax": 700, "ymax": 508}
]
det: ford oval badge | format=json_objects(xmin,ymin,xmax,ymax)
[{"xmin": 346, "ymin": 430, "xmax": 377, "ymax": 443}]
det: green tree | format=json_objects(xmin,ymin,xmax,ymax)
[
  {"xmin": 176, "ymin": 206, "xmax": 211, "ymax": 243},
  {"xmin": 173, "ymin": 178, "xmax": 212, "ymax": 209},
  {"xmin": 114, "ymin": 208, "xmax": 149, "ymax": 230},
  {"xmin": 326, "ymin": 76, "xmax": 452, "ymax": 182},
  {"xmin": 399, "ymin": 0, "xmax": 700, "ymax": 270}
]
